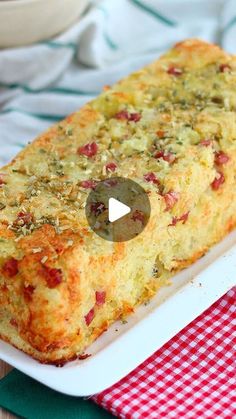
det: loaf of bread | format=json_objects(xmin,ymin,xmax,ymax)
[{"xmin": 0, "ymin": 40, "xmax": 235, "ymax": 365}]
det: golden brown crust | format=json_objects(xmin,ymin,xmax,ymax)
[{"xmin": 0, "ymin": 39, "xmax": 236, "ymax": 364}]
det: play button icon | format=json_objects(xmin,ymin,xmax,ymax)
[
  {"xmin": 108, "ymin": 198, "xmax": 131, "ymax": 223},
  {"xmin": 85, "ymin": 177, "xmax": 151, "ymax": 242}
]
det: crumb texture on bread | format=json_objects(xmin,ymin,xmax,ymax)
[{"xmin": 0, "ymin": 39, "xmax": 235, "ymax": 364}]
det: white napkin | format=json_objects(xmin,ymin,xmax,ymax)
[{"xmin": 0, "ymin": 0, "xmax": 236, "ymax": 166}]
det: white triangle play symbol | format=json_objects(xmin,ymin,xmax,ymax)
[{"xmin": 108, "ymin": 197, "xmax": 131, "ymax": 223}]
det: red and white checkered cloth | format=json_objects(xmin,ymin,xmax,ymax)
[{"xmin": 93, "ymin": 287, "xmax": 236, "ymax": 418}]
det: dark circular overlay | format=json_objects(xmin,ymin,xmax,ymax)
[{"xmin": 85, "ymin": 177, "xmax": 151, "ymax": 242}]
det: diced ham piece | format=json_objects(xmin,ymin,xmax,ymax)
[
  {"xmin": 14, "ymin": 211, "xmax": 33, "ymax": 227},
  {"xmin": 96, "ymin": 291, "xmax": 106, "ymax": 306},
  {"xmin": 85, "ymin": 307, "xmax": 95, "ymax": 326},
  {"xmin": 178, "ymin": 212, "xmax": 190, "ymax": 224},
  {"xmin": 143, "ymin": 172, "xmax": 159, "ymax": 185},
  {"xmin": 80, "ymin": 180, "xmax": 97, "ymax": 189},
  {"xmin": 77, "ymin": 142, "xmax": 98, "ymax": 158},
  {"xmin": 154, "ymin": 150, "xmax": 176, "ymax": 164},
  {"xmin": 129, "ymin": 112, "xmax": 141, "ymax": 122},
  {"xmin": 103, "ymin": 179, "xmax": 118, "ymax": 187},
  {"xmin": 115, "ymin": 110, "xmax": 141, "ymax": 122},
  {"xmin": 211, "ymin": 172, "xmax": 225, "ymax": 190},
  {"xmin": 167, "ymin": 66, "xmax": 183, "ymax": 76},
  {"xmin": 219, "ymin": 64, "xmax": 231, "ymax": 73},
  {"xmin": 42, "ymin": 266, "xmax": 63, "ymax": 289},
  {"xmin": 200, "ymin": 139, "xmax": 212, "ymax": 147},
  {"xmin": 105, "ymin": 162, "xmax": 117, "ymax": 173},
  {"xmin": 214, "ymin": 151, "xmax": 230, "ymax": 166},
  {"xmin": 90, "ymin": 202, "xmax": 106, "ymax": 216},
  {"xmin": 23, "ymin": 285, "xmax": 35, "ymax": 302},
  {"xmin": 131, "ymin": 210, "xmax": 145, "ymax": 224},
  {"xmin": 169, "ymin": 217, "xmax": 178, "ymax": 227},
  {"xmin": 169, "ymin": 211, "xmax": 190, "ymax": 227},
  {"xmin": 163, "ymin": 191, "xmax": 180, "ymax": 211},
  {"xmin": 2, "ymin": 258, "xmax": 19, "ymax": 277},
  {"xmin": 115, "ymin": 110, "xmax": 130, "ymax": 120}
]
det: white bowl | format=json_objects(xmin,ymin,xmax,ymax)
[{"xmin": 0, "ymin": 0, "xmax": 89, "ymax": 48}]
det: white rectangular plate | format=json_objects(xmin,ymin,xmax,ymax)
[{"xmin": 1, "ymin": 230, "xmax": 236, "ymax": 397}]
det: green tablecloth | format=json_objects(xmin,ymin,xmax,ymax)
[{"xmin": 0, "ymin": 369, "xmax": 113, "ymax": 419}]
